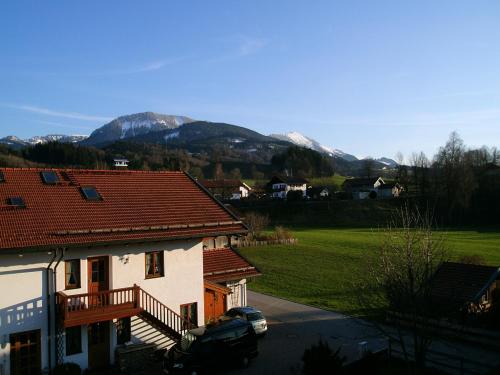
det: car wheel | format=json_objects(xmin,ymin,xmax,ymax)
[{"xmin": 241, "ymin": 355, "xmax": 250, "ymax": 368}]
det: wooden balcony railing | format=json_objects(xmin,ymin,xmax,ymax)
[
  {"xmin": 56, "ymin": 285, "xmax": 196, "ymax": 341},
  {"xmin": 57, "ymin": 286, "xmax": 141, "ymax": 327}
]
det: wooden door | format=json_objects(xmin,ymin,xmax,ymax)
[
  {"xmin": 87, "ymin": 256, "xmax": 109, "ymax": 307},
  {"xmin": 9, "ymin": 330, "xmax": 41, "ymax": 375},
  {"xmin": 88, "ymin": 321, "xmax": 110, "ymax": 369},
  {"xmin": 204, "ymin": 289, "xmax": 227, "ymax": 323}
]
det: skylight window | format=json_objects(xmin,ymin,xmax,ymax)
[
  {"xmin": 8, "ymin": 197, "xmax": 26, "ymax": 208},
  {"xmin": 81, "ymin": 186, "xmax": 102, "ymax": 201},
  {"xmin": 0, "ymin": 171, "xmax": 4, "ymax": 182},
  {"xmin": 41, "ymin": 171, "xmax": 60, "ymax": 184}
]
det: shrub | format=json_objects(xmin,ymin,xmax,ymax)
[
  {"xmin": 458, "ymin": 254, "xmax": 486, "ymax": 265},
  {"xmin": 53, "ymin": 363, "xmax": 81, "ymax": 375},
  {"xmin": 272, "ymin": 226, "xmax": 293, "ymax": 241},
  {"xmin": 287, "ymin": 190, "xmax": 304, "ymax": 201},
  {"xmin": 244, "ymin": 212, "xmax": 269, "ymax": 240},
  {"xmin": 302, "ymin": 339, "xmax": 345, "ymax": 375}
]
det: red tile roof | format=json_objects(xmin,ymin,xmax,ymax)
[
  {"xmin": 203, "ymin": 247, "xmax": 261, "ymax": 282},
  {"xmin": 0, "ymin": 168, "xmax": 247, "ymax": 251}
]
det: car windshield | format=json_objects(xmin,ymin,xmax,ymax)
[
  {"xmin": 180, "ymin": 331, "xmax": 197, "ymax": 351},
  {"xmin": 247, "ymin": 312, "xmax": 264, "ymax": 321}
]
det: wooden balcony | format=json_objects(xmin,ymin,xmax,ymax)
[{"xmin": 57, "ymin": 286, "xmax": 142, "ymax": 328}]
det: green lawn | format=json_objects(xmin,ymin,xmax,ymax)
[
  {"xmin": 309, "ymin": 174, "xmax": 347, "ymax": 188},
  {"xmin": 239, "ymin": 228, "xmax": 500, "ymax": 315}
]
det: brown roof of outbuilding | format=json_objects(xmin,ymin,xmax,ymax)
[
  {"xmin": 430, "ymin": 262, "xmax": 500, "ymax": 304},
  {"xmin": 203, "ymin": 247, "xmax": 261, "ymax": 282},
  {"xmin": 0, "ymin": 168, "xmax": 247, "ymax": 251}
]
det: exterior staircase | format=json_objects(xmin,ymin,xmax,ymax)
[{"xmin": 57, "ymin": 284, "xmax": 197, "ymax": 343}]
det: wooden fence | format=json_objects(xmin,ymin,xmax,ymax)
[{"xmin": 232, "ymin": 238, "xmax": 298, "ymax": 248}]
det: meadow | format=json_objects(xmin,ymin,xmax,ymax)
[{"xmin": 239, "ymin": 227, "xmax": 500, "ymax": 315}]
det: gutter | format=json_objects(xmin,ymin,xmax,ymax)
[{"xmin": 45, "ymin": 249, "xmax": 58, "ymax": 374}]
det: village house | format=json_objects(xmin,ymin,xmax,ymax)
[
  {"xmin": 199, "ymin": 179, "xmax": 252, "ymax": 200},
  {"xmin": 0, "ymin": 168, "xmax": 258, "ymax": 374},
  {"xmin": 342, "ymin": 177, "xmax": 402, "ymax": 200},
  {"xmin": 267, "ymin": 176, "xmax": 309, "ymax": 199},
  {"xmin": 429, "ymin": 262, "xmax": 500, "ymax": 315},
  {"xmin": 306, "ymin": 186, "xmax": 329, "ymax": 200}
]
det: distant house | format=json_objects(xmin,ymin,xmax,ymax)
[
  {"xmin": 268, "ymin": 176, "xmax": 309, "ymax": 199},
  {"xmin": 113, "ymin": 158, "xmax": 129, "ymax": 169},
  {"xmin": 430, "ymin": 262, "xmax": 500, "ymax": 315},
  {"xmin": 378, "ymin": 182, "xmax": 404, "ymax": 199},
  {"xmin": 307, "ymin": 186, "xmax": 329, "ymax": 200},
  {"xmin": 342, "ymin": 177, "xmax": 402, "ymax": 199},
  {"xmin": 199, "ymin": 179, "xmax": 252, "ymax": 200}
]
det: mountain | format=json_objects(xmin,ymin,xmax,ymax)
[
  {"xmin": 270, "ymin": 131, "xmax": 358, "ymax": 162},
  {"xmin": 374, "ymin": 157, "xmax": 398, "ymax": 168},
  {"xmin": 0, "ymin": 136, "xmax": 28, "ymax": 150},
  {"xmin": 82, "ymin": 112, "xmax": 195, "ymax": 146}
]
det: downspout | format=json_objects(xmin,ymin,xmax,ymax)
[
  {"xmin": 51, "ymin": 248, "xmax": 65, "ymax": 368},
  {"xmin": 46, "ymin": 249, "xmax": 58, "ymax": 374}
]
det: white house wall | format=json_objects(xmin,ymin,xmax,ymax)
[{"xmin": 0, "ymin": 238, "xmax": 205, "ymax": 373}]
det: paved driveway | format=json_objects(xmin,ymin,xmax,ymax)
[{"xmin": 221, "ymin": 291, "xmax": 386, "ymax": 375}]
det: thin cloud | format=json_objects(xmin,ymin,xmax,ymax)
[
  {"xmin": 3, "ymin": 103, "xmax": 113, "ymax": 122},
  {"xmin": 101, "ymin": 57, "xmax": 185, "ymax": 75},
  {"xmin": 238, "ymin": 37, "xmax": 267, "ymax": 56},
  {"xmin": 36, "ymin": 120, "xmax": 94, "ymax": 132},
  {"xmin": 206, "ymin": 35, "xmax": 268, "ymax": 64}
]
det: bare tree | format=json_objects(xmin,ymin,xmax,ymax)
[
  {"xmin": 410, "ymin": 151, "xmax": 430, "ymax": 197},
  {"xmin": 362, "ymin": 157, "xmax": 375, "ymax": 178},
  {"xmin": 244, "ymin": 212, "xmax": 270, "ymax": 240},
  {"xmin": 354, "ymin": 204, "xmax": 447, "ymax": 371}
]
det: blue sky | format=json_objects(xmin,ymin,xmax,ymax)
[{"xmin": 1, "ymin": 1, "xmax": 499, "ymax": 160}]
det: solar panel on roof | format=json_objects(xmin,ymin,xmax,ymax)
[
  {"xmin": 81, "ymin": 186, "xmax": 102, "ymax": 201},
  {"xmin": 8, "ymin": 197, "xmax": 26, "ymax": 208},
  {"xmin": 0, "ymin": 171, "xmax": 4, "ymax": 182},
  {"xmin": 41, "ymin": 171, "xmax": 60, "ymax": 184}
]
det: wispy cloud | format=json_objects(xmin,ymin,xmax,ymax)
[
  {"xmin": 36, "ymin": 120, "xmax": 94, "ymax": 132},
  {"xmin": 99, "ymin": 57, "xmax": 185, "ymax": 75},
  {"xmin": 206, "ymin": 35, "xmax": 268, "ymax": 64},
  {"xmin": 3, "ymin": 103, "xmax": 113, "ymax": 122}
]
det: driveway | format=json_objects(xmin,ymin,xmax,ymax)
[
  {"xmin": 221, "ymin": 291, "xmax": 500, "ymax": 375},
  {"xmin": 221, "ymin": 290, "xmax": 386, "ymax": 374}
]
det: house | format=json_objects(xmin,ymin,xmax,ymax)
[
  {"xmin": 429, "ymin": 262, "xmax": 500, "ymax": 315},
  {"xmin": 113, "ymin": 159, "xmax": 129, "ymax": 169},
  {"xmin": 342, "ymin": 177, "xmax": 402, "ymax": 200},
  {"xmin": 306, "ymin": 186, "xmax": 329, "ymax": 200},
  {"xmin": 0, "ymin": 168, "xmax": 254, "ymax": 373},
  {"xmin": 377, "ymin": 182, "xmax": 403, "ymax": 199},
  {"xmin": 199, "ymin": 179, "xmax": 252, "ymax": 200},
  {"xmin": 202, "ymin": 246, "xmax": 260, "ymax": 323},
  {"xmin": 268, "ymin": 176, "xmax": 309, "ymax": 199}
]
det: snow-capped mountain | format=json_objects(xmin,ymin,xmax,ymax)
[
  {"xmin": 269, "ymin": 131, "xmax": 359, "ymax": 162},
  {"xmin": 370, "ymin": 157, "xmax": 399, "ymax": 168},
  {"xmin": 82, "ymin": 112, "xmax": 195, "ymax": 146},
  {"xmin": 0, "ymin": 134, "xmax": 88, "ymax": 149},
  {"xmin": 26, "ymin": 134, "xmax": 88, "ymax": 144}
]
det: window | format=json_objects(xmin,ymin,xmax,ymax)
[
  {"xmin": 8, "ymin": 197, "xmax": 25, "ymax": 208},
  {"xmin": 40, "ymin": 171, "xmax": 59, "ymax": 184},
  {"xmin": 65, "ymin": 326, "xmax": 82, "ymax": 355},
  {"xmin": 0, "ymin": 171, "xmax": 5, "ymax": 182},
  {"xmin": 180, "ymin": 302, "xmax": 198, "ymax": 327},
  {"xmin": 116, "ymin": 317, "xmax": 131, "ymax": 345},
  {"xmin": 81, "ymin": 186, "xmax": 102, "ymax": 201},
  {"xmin": 65, "ymin": 260, "xmax": 80, "ymax": 289},
  {"xmin": 145, "ymin": 251, "xmax": 164, "ymax": 278}
]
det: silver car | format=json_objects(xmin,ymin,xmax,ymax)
[{"xmin": 224, "ymin": 306, "xmax": 268, "ymax": 335}]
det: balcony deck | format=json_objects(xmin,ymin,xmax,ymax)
[{"xmin": 57, "ymin": 286, "xmax": 142, "ymax": 327}]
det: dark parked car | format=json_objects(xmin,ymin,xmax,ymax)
[
  {"xmin": 224, "ymin": 306, "xmax": 268, "ymax": 335},
  {"xmin": 163, "ymin": 318, "xmax": 258, "ymax": 375}
]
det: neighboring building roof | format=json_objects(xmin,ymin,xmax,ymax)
[
  {"xmin": 343, "ymin": 177, "xmax": 383, "ymax": 188},
  {"xmin": 307, "ymin": 186, "xmax": 329, "ymax": 195},
  {"xmin": 430, "ymin": 262, "xmax": 500, "ymax": 304},
  {"xmin": 200, "ymin": 179, "xmax": 250, "ymax": 190},
  {"xmin": 203, "ymin": 247, "xmax": 261, "ymax": 282},
  {"xmin": 0, "ymin": 168, "xmax": 247, "ymax": 251},
  {"xmin": 269, "ymin": 176, "xmax": 309, "ymax": 185},
  {"xmin": 379, "ymin": 182, "xmax": 401, "ymax": 189}
]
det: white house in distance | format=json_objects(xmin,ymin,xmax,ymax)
[
  {"xmin": 342, "ymin": 177, "xmax": 403, "ymax": 200},
  {"xmin": 199, "ymin": 179, "xmax": 252, "ymax": 200},
  {"xmin": 0, "ymin": 168, "xmax": 258, "ymax": 374},
  {"xmin": 268, "ymin": 176, "xmax": 309, "ymax": 199}
]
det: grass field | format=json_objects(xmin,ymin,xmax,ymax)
[
  {"xmin": 239, "ymin": 227, "xmax": 500, "ymax": 315},
  {"xmin": 243, "ymin": 173, "xmax": 347, "ymax": 189}
]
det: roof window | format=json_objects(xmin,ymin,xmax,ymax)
[
  {"xmin": 0, "ymin": 171, "xmax": 4, "ymax": 182},
  {"xmin": 41, "ymin": 171, "xmax": 60, "ymax": 184},
  {"xmin": 8, "ymin": 197, "xmax": 26, "ymax": 208},
  {"xmin": 81, "ymin": 186, "xmax": 102, "ymax": 201}
]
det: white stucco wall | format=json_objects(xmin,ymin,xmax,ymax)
[
  {"xmin": 0, "ymin": 238, "xmax": 204, "ymax": 372},
  {"xmin": 226, "ymin": 279, "xmax": 247, "ymax": 309}
]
